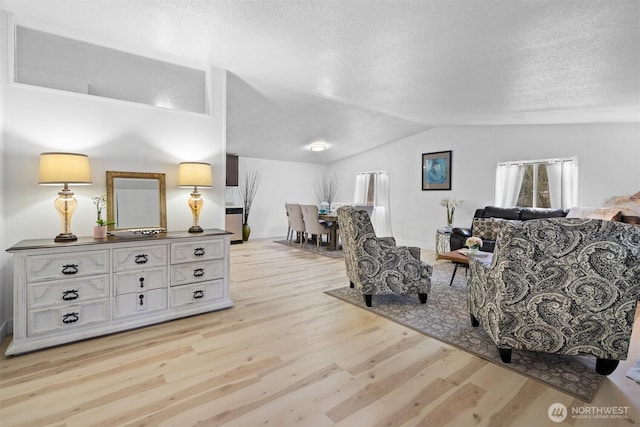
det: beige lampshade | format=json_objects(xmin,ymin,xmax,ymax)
[
  {"xmin": 178, "ymin": 162, "xmax": 213, "ymax": 187},
  {"xmin": 39, "ymin": 152, "xmax": 92, "ymax": 184}
]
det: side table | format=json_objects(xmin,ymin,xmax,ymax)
[{"xmin": 435, "ymin": 227, "xmax": 452, "ymax": 258}]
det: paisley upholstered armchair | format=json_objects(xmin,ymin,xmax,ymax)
[
  {"xmin": 337, "ymin": 206, "xmax": 432, "ymax": 307},
  {"xmin": 468, "ymin": 217, "xmax": 640, "ymax": 375}
]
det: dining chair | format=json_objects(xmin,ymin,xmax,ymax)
[
  {"xmin": 285, "ymin": 202, "xmax": 292, "ymax": 241},
  {"xmin": 286, "ymin": 203, "xmax": 305, "ymax": 247},
  {"xmin": 300, "ymin": 204, "xmax": 332, "ymax": 248}
]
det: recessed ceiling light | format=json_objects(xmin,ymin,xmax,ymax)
[{"xmin": 310, "ymin": 141, "xmax": 327, "ymax": 152}]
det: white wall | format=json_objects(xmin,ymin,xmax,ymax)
[
  {"xmin": 0, "ymin": 40, "xmax": 227, "ymax": 340},
  {"xmin": 4, "ymin": 83, "xmax": 227, "ymax": 242},
  {"xmin": 329, "ymin": 123, "xmax": 640, "ymax": 249},
  {"xmin": 0, "ymin": 11, "xmax": 9, "ymax": 341},
  {"xmin": 225, "ymin": 157, "xmax": 327, "ymax": 239}
]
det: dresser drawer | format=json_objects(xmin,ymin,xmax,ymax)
[
  {"xmin": 27, "ymin": 250, "xmax": 109, "ymax": 282},
  {"xmin": 113, "ymin": 288, "xmax": 167, "ymax": 318},
  {"xmin": 113, "ymin": 245, "xmax": 168, "ymax": 272},
  {"xmin": 171, "ymin": 239, "xmax": 224, "ymax": 263},
  {"xmin": 28, "ymin": 300, "xmax": 109, "ymax": 336},
  {"xmin": 171, "ymin": 260, "xmax": 223, "ymax": 286},
  {"xmin": 28, "ymin": 275, "xmax": 110, "ymax": 309},
  {"xmin": 170, "ymin": 280, "xmax": 223, "ymax": 308},
  {"xmin": 114, "ymin": 268, "xmax": 167, "ymax": 295}
]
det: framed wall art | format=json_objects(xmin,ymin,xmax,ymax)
[{"xmin": 422, "ymin": 150, "xmax": 452, "ymax": 190}]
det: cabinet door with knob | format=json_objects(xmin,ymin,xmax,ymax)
[
  {"xmin": 113, "ymin": 288, "xmax": 167, "ymax": 318},
  {"xmin": 113, "ymin": 267, "xmax": 168, "ymax": 318}
]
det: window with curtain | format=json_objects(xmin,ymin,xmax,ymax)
[
  {"xmin": 353, "ymin": 171, "xmax": 392, "ymax": 236},
  {"xmin": 495, "ymin": 157, "xmax": 578, "ymax": 209}
]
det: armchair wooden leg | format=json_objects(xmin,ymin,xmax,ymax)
[
  {"xmin": 364, "ymin": 294, "xmax": 372, "ymax": 307},
  {"xmin": 596, "ymin": 358, "xmax": 619, "ymax": 375},
  {"xmin": 470, "ymin": 313, "xmax": 479, "ymax": 327},
  {"xmin": 418, "ymin": 293, "xmax": 428, "ymax": 304},
  {"xmin": 499, "ymin": 348, "xmax": 512, "ymax": 363}
]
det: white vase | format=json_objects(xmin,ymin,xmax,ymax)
[{"xmin": 93, "ymin": 225, "xmax": 107, "ymax": 239}]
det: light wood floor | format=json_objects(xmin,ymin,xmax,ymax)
[{"xmin": 1, "ymin": 239, "xmax": 639, "ymax": 426}]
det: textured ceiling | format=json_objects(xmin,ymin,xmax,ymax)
[{"xmin": 2, "ymin": 0, "xmax": 639, "ymax": 164}]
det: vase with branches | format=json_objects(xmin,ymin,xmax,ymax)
[
  {"xmin": 239, "ymin": 170, "xmax": 261, "ymax": 240},
  {"xmin": 314, "ymin": 172, "xmax": 339, "ymax": 208}
]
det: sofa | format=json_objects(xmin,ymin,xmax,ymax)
[
  {"xmin": 337, "ymin": 206, "xmax": 432, "ymax": 307},
  {"xmin": 468, "ymin": 217, "xmax": 640, "ymax": 375},
  {"xmin": 450, "ymin": 206, "xmax": 567, "ymax": 252}
]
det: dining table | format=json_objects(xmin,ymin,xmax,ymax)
[{"xmin": 318, "ymin": 210, "xmax": 340, "ymax": 251}]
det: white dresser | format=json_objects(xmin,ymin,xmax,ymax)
[{"xmin": 5, "ymin": 229, "xmax": 232, "ymax": 355}]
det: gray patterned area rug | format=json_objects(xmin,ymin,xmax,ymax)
[
  {"xmin": 273, "ymin": 239, "xmax": 343, "ymax": 258},
  {"xmin": 325, "ymin": 263, "xmax": 605, "ymax": 402}
]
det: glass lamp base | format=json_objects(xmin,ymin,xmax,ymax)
[
  {"xmin": 55, "ymin": 233, "xmax": 78, "ymax": 242},
  {"xmin": 188, "ymin": 225, "xmax": 203, "ymax": 233}
]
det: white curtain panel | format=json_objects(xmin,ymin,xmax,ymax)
[
  {"xmin": 545, "ymin": 158, "xmax": 579, "ymax": 209},
  {"xmin": 494, "ymin": 163, "xmax": 525, "ymax": 207},
  {"xmin": 371, "ymin": 171, "xmax": 392, "ymax": 237},
  {"xmin": 353, "ymin": 171, "xmax": 393, "ymax": 237},
  {"xmin": 353, "ymin": 173, "xmax": 369, "ymax": 205}
]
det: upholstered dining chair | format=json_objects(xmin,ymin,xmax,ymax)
[
  {"xmin": 337, "ymin": 206, "xmax": 432, "ymax": 307},
  {"xmin": 285, "ymin": 202, "xmax": 292, "ymax": 242},
  {"xmin": 300, "ymin": 204, "xmax": 332, "ymax": 248},
  {"xmin": 286, "ymin": 203, "xmax": 306, "ymax": 247},
  {"xmin": 468, "ymin": 217, "xmax": 640, "ymax": 375}
]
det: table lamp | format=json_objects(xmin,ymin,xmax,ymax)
[
  {"xmin": 39, "ymin": 152, "xmax": 92, "ymax": 242},
  {"xmin": 178, "ymin": 162, "xmax": 212, "ymax": 233}
]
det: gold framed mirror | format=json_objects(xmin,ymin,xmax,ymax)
[{"xmin": 106, "ymin": 171, "xmax": 167, "ymax": 232}]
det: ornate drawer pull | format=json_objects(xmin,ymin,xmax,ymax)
[
  {"xmin": 139, "ymin": 277, "xmax": 145, "ymax": 288},
  {"xmin": 193, "ymin": 290, "xmax": 204, "ymax": 299},
  {"xmin": 62, "ymin": 312, "xmax": 79, "ymax": 324},
  {"xmin": 61, "ymin": 264, "xmax": 79, "ymax": 275},
  {"xmin": 139, "ymin": 294, "xmax": 145, "ymax": 306},
  {"xmin": 62, "ymin": 289, "xmax": 79, "ymax": 301},
  {"xmin": 194, "ymin": 247, "xmax": 205, "ymax": 256},
  {"xmin": 193, "ymin": 268, "xmax": 205, "ymax": 277},
  {"xmin": 135, "ymin": 254, "xmax": 148, "ymax": 264}
]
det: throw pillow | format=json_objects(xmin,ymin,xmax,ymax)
[
  {"xmin": 566, "ymin": 207, "xmax": 622, "ymax": 221},
  {"xmin": 472, "ymin": 218, "xmax": 520, "ymax": 240},
  {"xmin": 472, "ymin": 218, "xmax": 501, "ymax": 240}
]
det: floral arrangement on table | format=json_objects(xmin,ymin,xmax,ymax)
[
  {"xmin": 441, "ymin": 197, "xmax": 463, "ymax": 227},
  {"xmin": 465, "ymin": 236, "xmax": 483, "ymax": 252}
]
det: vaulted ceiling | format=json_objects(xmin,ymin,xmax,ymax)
[{"xmin": 2, "ymin": 0, "xmax": 639, "ymax": 164}]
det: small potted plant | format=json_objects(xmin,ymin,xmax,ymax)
[{"xmin": 92, "ymin": 194, "xmax": 113, "ymax": 238}]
